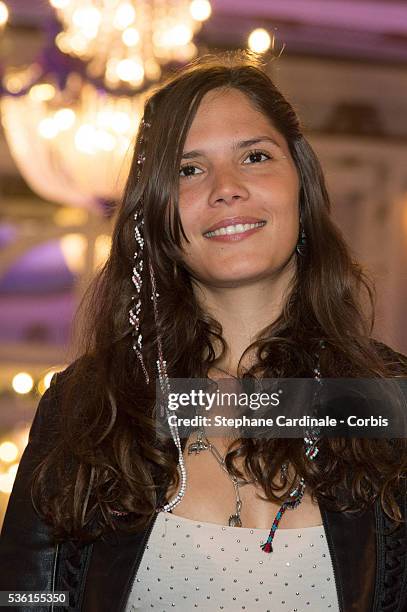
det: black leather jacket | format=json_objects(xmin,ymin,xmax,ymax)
[{"xmin": 1, "ymin": 355, "xmax": 406, "ymax": 612}]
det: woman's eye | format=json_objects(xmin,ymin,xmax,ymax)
[
  {"xmin": 243, "ymin": 150, "xmax": 271, "ymax": 164},
  {"xmin": 179, "ymin": 150, "xmax": 271, "ymax": 177},
  {"xmin": 179, "ymin": 164, "xmax": 203, "ymax": 178}
]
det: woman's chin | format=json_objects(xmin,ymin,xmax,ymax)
[{"xmin": 200, "ymin": 268, "xmax": 278, "ymax": 288}]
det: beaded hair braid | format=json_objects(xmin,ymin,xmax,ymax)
[
  {"xmin": 129, "ymin": 118, "xmax": 151, "ymax": 385},
  {"xmin": 129, "ymin": 116, "xmax": 187, "ymax": 510},
  {"xmin": 129, "ymin": 114, "xmax": 322, "ymax": 553}
]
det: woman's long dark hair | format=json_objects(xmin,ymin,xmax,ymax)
[{"xmin": 32, "ymin": 50, "xmax": 406, "ymax": 543}]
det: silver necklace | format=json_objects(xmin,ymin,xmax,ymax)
[
  {"xmin": 187, "ymin": 428, "xmax": 258, "ymax": 527},
  {"xmin": 188, "ymin": 365, "xmax": 268, "ymax": 528},
  {"xmin": 164, "ymin": 360, "xmax": 322, "ymax": 531}
]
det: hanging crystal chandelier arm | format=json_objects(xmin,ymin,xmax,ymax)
[{"xmin": 50, "ymin": 0, "xmax": 212, "ymax": 90}]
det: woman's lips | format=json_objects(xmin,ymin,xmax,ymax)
[
  {"xmin": 203, "ymin": 223, "xmax": 266, "ymax": 242},
  {"xmin": 203, "ymin": 216, "xmax": 266, "ymax": 233}
]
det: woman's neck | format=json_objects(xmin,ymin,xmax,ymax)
[{"xmin": 195, "ymin": 266, "xmax": 296, "ymax": 375}]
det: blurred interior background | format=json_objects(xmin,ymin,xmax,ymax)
[{"xmin": 0, "ymin": 0, "xmax": 406, "ymax": 527}]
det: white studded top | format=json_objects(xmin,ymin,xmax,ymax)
[{"xmin": 125, "ymin": 511, "xmax": 340, "ymax": 612}]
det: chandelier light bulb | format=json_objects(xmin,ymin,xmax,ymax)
[
  {"xmin": 4, "ymin": 75, "xmax": 24, "ymax": 94},
  {"xmin": 72, "ymin": 6, "xmax": 101, "ymax": 30},
  {"xmin": 122, "ymin": 26, "xmax": 140, "ymax": 47},
  {"xmin": 12, "ymin": 372, "xmax": 34, "ymax": 395},
  {"xmin": 114, "ymin": 2, "xmax": 136, "ymax": 30},
  {"xmin": 172, "ymin": 23, "xmax": 193, "ymax": 46},
  {"xmin": 54, "ymin": 108, "xmax": 76, "ymax": 130},
  {"xmin": 55, "ymin": 31, "xmax": 68, "ymax": 53},
  {"xmin": 68, "ymin": 32, "xmax": 89, "ymax": 54},
  {"xmin": 50, "ymin": 0, "xmax": 70, "ymax": 8},
  {"xmin": 190, "ymin": 0, "xmax": 211, "ymax": 22},
  {"xmin": 116, "ymin": 58, "xmax": 144, "ymax": 84},
  {"xmin": 0, "ymin": 1, "xmax": 9, "ymax": 27},
  {"xmin": 248, "ymin": 28, "xmax": 272, "ymax": 54},
  {"xmin": 29, "ymin": 83, "xmax": 56, "ymax": 102},
  {"xmin": 38, "ymin": 118, "xmax": 59, "ymax": 140}
]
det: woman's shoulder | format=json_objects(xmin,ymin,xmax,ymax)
[
  {"xmin": 29, "ymin": 355, "xmax": 96, "ymax": 446},
  {"xmin": 52, "ymin": 354, "xmax": 97, "ymax": 386}
]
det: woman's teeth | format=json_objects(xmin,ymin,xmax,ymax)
[{"xmin": 204, "ymin": 221, "xmax": 265, "ymax": 238}]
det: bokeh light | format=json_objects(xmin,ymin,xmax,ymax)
[
  {"xmin": 248, "ymin": 28, "xmax": 272, "ymax": 54},
  {"xmin": 0, "ymin": 1, "xmax": 9, "ymax": 27},
  {"xmin": 12, "ymin": 373, "xmax": 34, "ymax": 395},
  {"xmin": 0, "ymin": 441, "xmax": 18, "ymax": 463},
  {"xmin": 190, "ymin": 0, "xmax": 212, "ymax": 22}
]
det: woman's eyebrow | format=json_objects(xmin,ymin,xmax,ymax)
[{"xmin": 181, "ymin": 136, "xmax": 282, "ymax": 160}]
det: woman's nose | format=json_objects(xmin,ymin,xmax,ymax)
[{"xmin": 208, "ymin": 166, "xmax": 250, "ymax": 207}]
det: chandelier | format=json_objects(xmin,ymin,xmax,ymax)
[
  {"xmin": 1, "ymin": 64, "xmax": 148, "ymax": 210},
  {"xmin": 0, "ymin": 1, "xmax": 212, "ymax": 211},
  {"xmin": 0, "ymin": 1, "xmax": 9, "ymax": 32},
  {"xmin": 49, "ymin": 0, "xmax": 212, "ymax": 90}
]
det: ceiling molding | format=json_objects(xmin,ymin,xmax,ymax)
[{"xmin": 212, "ymin": 0, "xmax": 407, "ymax": 35}]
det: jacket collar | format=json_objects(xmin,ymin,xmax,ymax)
[{"xmin": 319, "ymin": 500, "xmax": 376, "ymax": 611}]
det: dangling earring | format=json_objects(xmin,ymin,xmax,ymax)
[{"xmin": 296, "ymin": 222, "xmax": 307, "ymax": 256}]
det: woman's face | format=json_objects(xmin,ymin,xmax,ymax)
[{"xmin": 177, "ymin": 87, "xmax": 300, "ymax": 287}]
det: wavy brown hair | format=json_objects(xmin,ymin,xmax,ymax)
[{"xmin": 32, "ymin": 50, "xmax": 407, "ymax": 543}]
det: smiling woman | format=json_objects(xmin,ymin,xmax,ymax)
[
  {"xmin": 178, "ymin": 88, "xmax": 300, "ymax": 292},
  {"xmin": 1, "ymin": 50, "xmax": 406, "ymax": 612}
]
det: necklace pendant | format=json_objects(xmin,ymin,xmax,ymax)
[
  {"xmin": 188, "ymin": 428, "xmax": 209, "ymax": 455},
  {"xmin": 187, "ymin": 439, "xmax": 209, "ymax": 455},
  {"xmin": 229, "ymin": 513, "xmax": 242, "ymax": 527}
]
